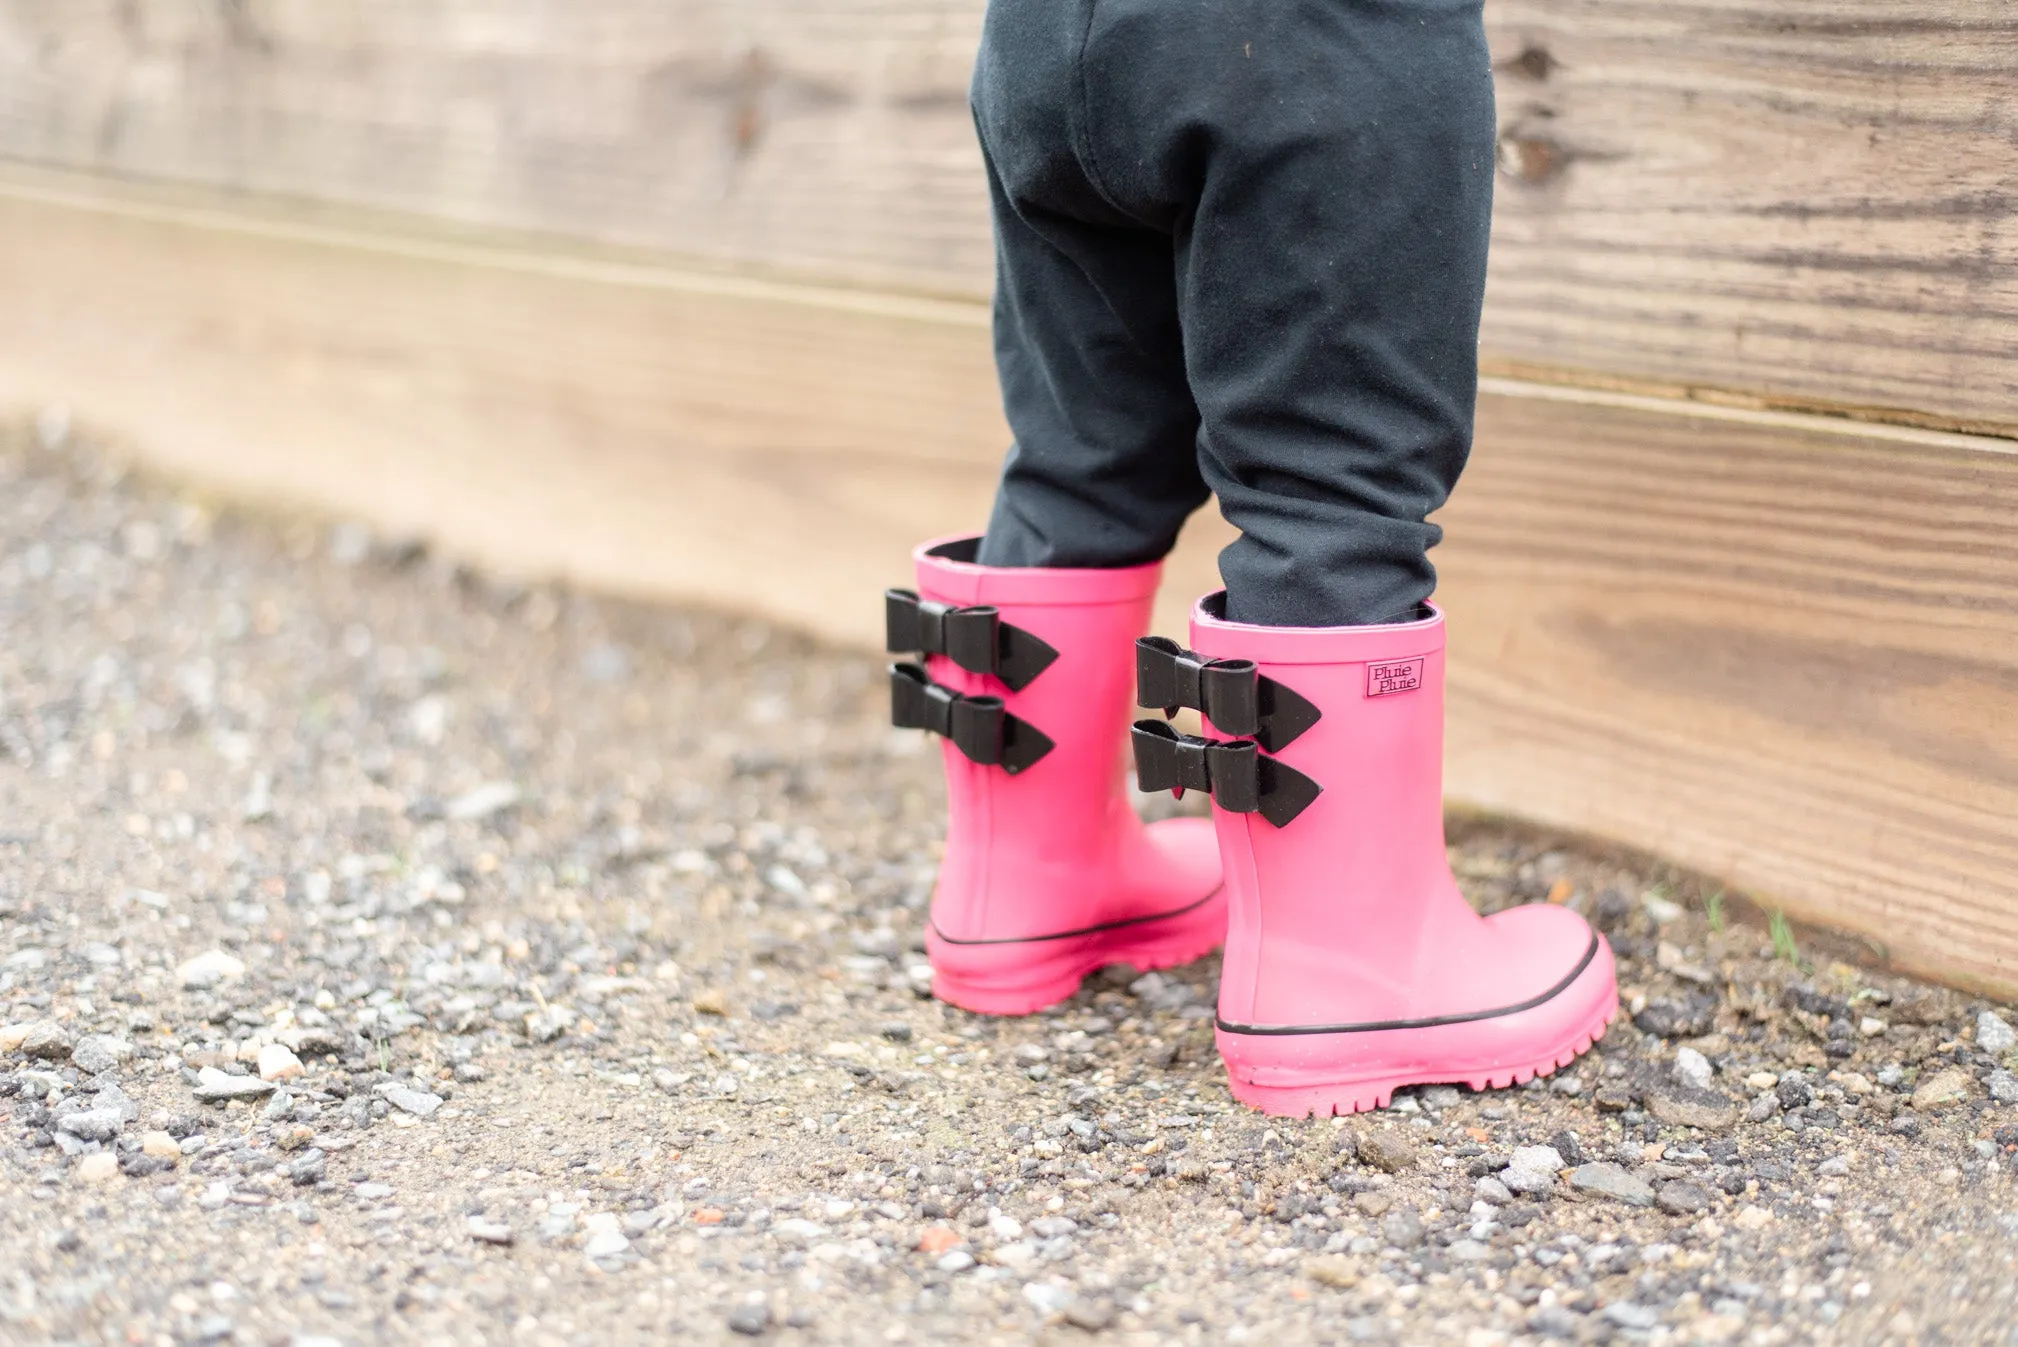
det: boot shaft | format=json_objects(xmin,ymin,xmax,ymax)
[
  {"xmin": 1186, "ymin": 596, "xmax": 1454, "ymax": 1024},
  {"xmin": 907, "ymin": 536, "xmax": 1160, "ymax": 936}
]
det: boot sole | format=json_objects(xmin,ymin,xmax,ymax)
[
  {"xmin": 1214, "ymin": 941, "xmax": 1619, "ymax": 1116},
  {"xmin": 927, "ymin": 887, "xmax": 1227, "ymax": 1016}
]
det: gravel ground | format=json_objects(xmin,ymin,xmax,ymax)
[{"xmin": 3, "ymin": 417, "xmax": 2017, "ymax": 1347}]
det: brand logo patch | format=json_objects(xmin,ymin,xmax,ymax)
[{"xmin": 1366, "ymin": 657, "xmax": 1424, "ymax": 698}]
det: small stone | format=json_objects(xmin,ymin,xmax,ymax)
[
  {"xmin": 141, "ymin": 1131, "xmax": 180, "ymax": 1158},
  {"xmin": 1352, "ymin": 1190, "xmax": 1393, "ymax": 1217},
  {"xmin": 380, "ymin": 1086, "xmax": 442, "ymax": 1117},
  {"xmin": 1977, "ymin": 1011, "xmax": 2017, "ymax": 1056},
  {"xmin": 54, "ymin": 1108, "xmax": 125, "ymax": 1143},
  {"xmin": 1603, "ymin": 1303, "xmax": 1661, "ymax": 1331},
  {"xmin": 446, "ymin": 781, "xmax": 520, "ymax": 821},
  {"xmin": 1473, "ymin": 1176, "xmax": 1513, "ymax": 1205},
  {"xmin": 192, "ymin": 1067, "xmax": 276, "ymax": 1102},
  {"xmin": 1656, "ymin": 1181, "xmax": 1711, "ymax": 1215},
  {"xmin": 1674, "ymin": 1047, "xmax": 1714, "ymax": 1090},
  {"xmin": 1859, "ymin": 1017, "xmax": 1888, "ymax": 1037},
  {"xmin": 878, "ymin": 1022, "xmax": 913, "ymax": 1042},
  {"xmin": 692, "ymin": 989, "xmax": 730, "ymax": 1017},
  {"xmin": 1594, "ymin": 1086, "xmax": 1635, "ymax": 1113},
  {"xmin": 1986, "ymin": 1070, "xmax": 2018, "ymax": 1104},
  {"xmin": 1357, "ymin": 1131, "xmax": 1417, "ymax": 1173},
  {"xmin": 1569, "ymin": 1163, "xmax": 1655, "ymax": 1207},
  {"xmin": 1501, "ymin": 1145, "xmax": 1564, "ymax": 1195},
  {"xmin": 15, "ymin": 1021, "xmax": 71, "ymax": 1061},
  {"xmin": 71, "ymin": 1035, "xmax": 133, "ymax": 1075},
  {"xmin": 726, "ymin": 1302, "xmax": 771, "ymax": 1336},
  {"xmin": 1733, "ymin": 1204, "xmax": 1774, "ymax": 1231},
  {"xmin": 1380, "ymin": 1209, "xmax": 1425, "ymax": 1248},
  {"xmin": 1642, "ymin": 892, "xmax": 1684, "ymax": 925},
  {"xmin": 1306, "ymin": 1255, "xmax": 1362, "ymax": 1289},
  {"xmin": 1745, "ymin": 1071, "xmax": 1780, "ymax": 1091},
  {"xmin": 1645, "ymin": 1084, "xmax": 1738, "ymax": 1130},
  {"xmin": 936, "ymin": 1251, "xmax": 975, "ymax": 1272},
  {"xmin": 74, "ymin": 1152, "xmax": 120, "ymax": 1184},
  {"xmin": 1063, "ymin": 1299, "xmax": 1116, "ymax": 1332},
  {"xmin": 257, "ymin": 1044, "xmax": 304, "ymax": 1082},
  {"xmin": 584, "ymin": 1230, "xmax": 630, "ymax": 1259},
  {"xmin": 917, "ymin": 1225, "xmax": 962, "ymax": 1255},
  {"xmin": 468, "ymin": 1217, "xmax": 515, "ymax": 1245},
  {"xmin": 176, "ymin": 950, "xmax": 246, "ymax": 990},
  {"xmin": 1420, "ymin": 1085, "xmax": 1462, "ymax": 1110},
  {"xmin": 1911, "ymin": 1067, "xmax": 1972, "ymax": 1111},
  {"xmin": 289, "ymin": 1149, "xmax": 327, "ymax": 1186}
]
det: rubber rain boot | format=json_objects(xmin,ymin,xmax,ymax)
[
  {"xmin": 1129, "ymin": 594, "xmax": 1617, "ymax": 1115},
  {"xmin": 886, "ymin": 536, "xmax": 1225, "ymax": 1014}
]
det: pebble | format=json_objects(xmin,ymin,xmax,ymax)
[
  {"xmin": 1357, "ymin": 1131, "xmax": 1417, "ymax": 1173},
  {"xmin": 446, "ymin": 781, "xmax": 521, "ymax": 821},
  {"xmin": 1569, "ymin": 1163, "xmax": 1655, "ymax": 1207},
  {"xmin": 380, "ymin": 1086, "xmax": 443, "ymax": 1117},
  {"xmin": 1063, "ymin": 1299, "xmax": 1116, "ymax": 1332},
  {"xmin": 176, "ymin": 950, "xmax": 246, "ymax": 989},
  {"xmin": 1745, "ymin": 1071, "xmax": 1780, "ymax": 1091},
  {"xmin": 192, "ymin": 1067, "xmax": 277, "ymax": 1102},
  {"xmin": 1306, "ymin": 1255, "xmax": 1362, "ymax": 1289},
  {"xmin": 1645, "ymin": 1084, "xmax": 1738, "ymax": 1130},
  {"xmin": 16, "ymin": 1021, "xmax": 71, "ymax": 1061},
  {"xmin": 1473, "ymin": 1176, "xmax": 1513, "ymax": 1205},
  {"xmin": 1986, "ymin": 1069, "xmax": 2018, "ymax": 1104},
  {"xmin": 1501, "ymin": 1146, "xmax": 1564, "ymax": 1195},
  {"xmin": 468, "ymin": 1218, "xmax": 516, "ymax": 1245},
  {"xmin": 1978, "ymin": 1011, "xmax": 2017, "ymax": 1056},
  {"xmin": 1420, "ymin": 1085, "xmax": 1462, "ymax": 1110},
  {"xmin": 1380, "ymin": 1209, "xmax": 1425, "ymax": 1248},
  {"xmin": 54, "ymin": 1108, "xmax": 125, "ymax": 1142},
  {"xmin": 1911, "ymin": 1068, "xmax": 1972, "ymax": 1111},
  {"xmin": 74, "ymin": 1152, "xmax": 120, "ymax": 1184},
  {"xmin": 726, "ymin": 1302, "xmax": 771, "ymax": 1336},
  {"xmin": 258, "ymin": 1044, "xmax": 305, "ymax": 1082},
  {"xmin": 1656, "ymin": 1180, "xmax": 1711, "ymax": 1215},
  {"xmin": 1673, "ymin": 1047, "xmax": 1714, "ymax": 1090},
  {"xmin": 1603, "ymin": 1302, "xmax": 1661, "ymax": 1331},
  {"xmin": 141, "ymin": 1131, "xmax": 180, "ymax": 1158},
  {"xmin": 71, "ymin": 1034, "xmax": 133, "ymax": 1074}
]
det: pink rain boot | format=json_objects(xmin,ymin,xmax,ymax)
[
  {"xmin": 887, "ymin": 536, "xmax": 1225, "ymax": 1015},
  {"xmin": 1131, "ymin": 595, "xmax": 1617, "ymax": 1115}
]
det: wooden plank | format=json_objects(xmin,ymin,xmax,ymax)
[
  {"xmin": 1480, "ymin": 0, "xmax": 2018, "ymax": 432},
  {"xmin": 0, "ymin": 0, "xmax": 993, "ymax": 294},
  {"xmin": 3, "ymin": 0, "xmax": 2015, "ymax": 430},
  {"xmin": 2, "ymin": 167, "xmax": 2015, "ymax": 996}
]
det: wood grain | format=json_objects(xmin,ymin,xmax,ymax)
[
  {"xmin": 3, "ymin": 0, "xmax": 2014, "ymax": 429},
  {"xmin": 2, "ymin": 167, "xmax": 2015, "ymax": 995},
  {"xmin": 1481, "ymin": 0, "xmax": 2018, "ymax": 431}
]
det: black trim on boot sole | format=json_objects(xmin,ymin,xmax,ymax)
[
  {"xmin": 1214, "ymin": 934, "xmax": 1601, "ymax": 1035},
  {"xmin": 929, "ymin": 890, "xmax": 1220, "ymax": 946}
]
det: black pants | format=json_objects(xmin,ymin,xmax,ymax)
[{"xmin": 970, "ymin": 0, "xmax": 1495, "ymax": 627}]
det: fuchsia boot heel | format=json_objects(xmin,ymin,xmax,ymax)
[
  {"xmin": 888, "ymin": 537, "xmax": 1224, "ymax": 1015},
  {"xmin": 1130, "ymin": 595, "xmax": 1617, "ymax": 1115}
]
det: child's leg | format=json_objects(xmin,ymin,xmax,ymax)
[
  {"xmin": 1027, "ymin": 0, "xmax": 1497, "ymax": 626},
  {"xmin": 969, "ymin": 0, "xmax": 1211, "ymax": 572}
]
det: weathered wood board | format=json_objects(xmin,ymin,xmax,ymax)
[
  {"xmin": 4, "ymin": 167, "xmax": 2015, "ymax": 996},
  {"xmin": 3, "ymin": 0, "xmax": 2014, "ymax": 430}
]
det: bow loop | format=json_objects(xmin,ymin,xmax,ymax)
[
  {"xmin": 890, "ymin": 664, "xmax": 1053, "ymax": 774},
  {"xmin": 1134, "ymin": 638, "xmax": 1320, "ymax": 752},
  {"xmin": 1129, "ymin": 720, "xmax": 1321, "ymax": 828},
  {"xmin": 884, "ymin": 590, "xmax": 1058, "ymax": 691}
]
